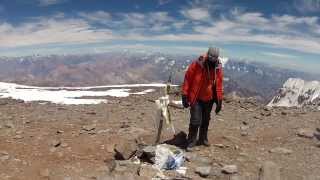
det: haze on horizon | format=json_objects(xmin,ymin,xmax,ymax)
[{"xmin": 0, "ymin": 0, "xmax": 319, "ymax": 74}]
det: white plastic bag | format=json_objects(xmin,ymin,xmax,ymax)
[{"xmin": 154, "ymin": 144, "xmax": 184, "ymax": 170}]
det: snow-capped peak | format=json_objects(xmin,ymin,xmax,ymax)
[
  {"xmin": 219, "ymin": 56, "xmax": 229, "ymax": 67},
  {"xmin": 268, "ymin": 78, "xmax": 320, "ymax": 109}
]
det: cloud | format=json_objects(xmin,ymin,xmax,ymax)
[
  {"xmin": 78, "ymin": 11, "xmax": 112, "ymax": 24},
  {"xmin": 261, "ymin": 52, "xmax": 298, "ymax": 59},
  {"xmin": 0, "ymin": 17, "xmax": 114, "ymax": 48},
  {"xmin": 158, "ymin": 0, "xmax": 171, "ymax": 5},
  {"xmin": 38, "ymin": 0, "xmax": 67, "ymax": 6},
  {"xmin": 294, "ymin": 0, "xmax": 320, "ymax": 13},
  {"xmin": 181, "ymin": 8, "xmax": 211, "ymax": 21},
  {"xmin": 1, "ymin": 9, "xmax": 320, "ymax": 56}
]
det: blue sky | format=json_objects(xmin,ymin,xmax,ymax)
[{"xmin": 0, "ymin": 0, "xmax": 319, "ymax": 73}]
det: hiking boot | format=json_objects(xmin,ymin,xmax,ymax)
[
  {"xmin": 198, "ymin": 126, "xmax": 210, "ymax": 147},
  {"xmin": 186, "ymin": 124, "xmax": 198, "ymax": 151}
]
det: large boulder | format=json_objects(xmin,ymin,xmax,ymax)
[{"xmin": 114, "ymin": 141, "xmax": 138, "ymax": 160}]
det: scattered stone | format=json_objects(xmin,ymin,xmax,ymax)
[
  {"xmin": 114, "ymin": 142, "xmax": 137, "ymax": 160},
  {"xmin": 263, "ymin": 106, "xmax": 272, "ymax": 111},
  {"xmin": 221, "ymin": 165, "xmax": 238, "ymax": 174},
  {"xmin": 254, "ymin": 115, "xmax": 262, "ymax": 120},
  {"xmin": 240, "ymin": 125, "xmax": 249, "ymax": 131},
  {"xmin": 86, "ymin": 111, "xmax": 96, "ymax": 115},
  {"xmin": 241, "ymin": 131, "xmax": 249, "ymax": 136},
  {"xmin": 259, "ymin": 161, "xmax": 280, "ymax": 180},
  {"xmin": 297, "ymin": 128, "xmax": 315, "ymax": 139},
  {"xmin": 195, "ymin": 166, "xmax": 211, "ymax": 178},
  {"xmin": 39, "ymin": 168, "xmax": 50, "ymax": 177},
  {"xmin": 214, "ymin": 144, "xmax": 226, "ymax": 148},
  {"xmin": 23, "ymin": 120, "xmax": 31, "ymax": 124},
  {"xmin": 242, "ymin": 121, "xmax": 248, "ymax": 125},
  {"xmin": 56, "ymin": 130, "xmax": 64, "ymax": 134},
  {"xmin": 4, "ymin": 122, "xmax": 14, "ymax": 129},
  {"xmin": 13, "ymin": 135, "xmax": 23, "ymax": 139},
  {"xmin": 269, "ymin": 147, "xmax": 293, "ymax": 155},
  {"xmin": 82, "ymin": 125, "xmax": 96, "ymax": 131},
  {"xmin": 138, "ymin": 164, "xmax": 159, "ymax": 178},
  {"xmin": 106, "ymin": 144, "xmax": 115, "ymax": 153},
  {"xmin": 261, "ymin": 111, "xmax": 271, "ymax": 116},
  {"xmin": 0, "ymin": 151, "xmax": 10, "ymax": 162},
  {"xmin": 61, "ymin": 143, "xmax": 68, "ymax": 148},
  {"xmin": 51, "ymin": 139, "xmax": 61, "ymax": 147},
  {"xmin": 281, "ymin": 111, "xmax": 287, "ymax": 115},
  {"xmin": 98, "ymin": 129, "xmax": 110, "ymax": 134}
]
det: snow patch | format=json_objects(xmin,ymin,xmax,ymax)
[
  {"xmin": 0, "ymin": 82, "xmax": 161, "ymax": 105},
  {"xmin": 219, "ymin": 56, "xmax": 229, "ymax": 67}
]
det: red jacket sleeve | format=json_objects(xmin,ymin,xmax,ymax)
[
  {"xmin": 182, "ymin": 62, "xmax": 196, "ymax": 98},
  {"xmin": 215, "ymin": 64, "xmax": 224, "ymax": 100}
]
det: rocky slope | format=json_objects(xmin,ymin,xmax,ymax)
[{"xmin": 0, "ymin": 88, "xmax": 320, "ymax": 180}]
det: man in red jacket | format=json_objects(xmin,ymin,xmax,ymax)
[{"xmin": 182, "ymin": 47, "xmax": 223, "ymax": 151}]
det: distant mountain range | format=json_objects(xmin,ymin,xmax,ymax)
[{"xmin": 0, "ymin": 51, "xmax": 318, "ymax": 103}]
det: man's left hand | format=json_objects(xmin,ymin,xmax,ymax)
[{"xmin": 215, "ymin": 100, "xmax": 222, "ymax": 114}]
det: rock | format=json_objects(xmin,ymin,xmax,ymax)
[
  {"xmin": 0, "ymin": 151, "xmax": 10, "ymax": 162},
  {"xmin": 240, "ymin": 125, "xmax": 249, "ymax": 131},
  {"xmin": 185, "ymin": 153, "xmax": 212, "ymax": 165},
  {"xmin": 4, "ymin": 122, "xmax": 14, "ymax": 129},
  {"xmin": 269, "ymin": 147, "xmax": 293, "ymax": 155},
  {"xmin": 281, "ymin": 111, "xmax": 287, "ymax": 115},
  {"xmin": 106, "ymin": 144, "xmax": 115, "ymax": 153},
  {"xmin": 241, "ymin": 131, "xmax": 249, "ymax": 136},
  {"xmin": 138, "ymin": 164, "xmax": 159, "ymax": 178},
  {"xmin": 61, "ymin": 143, "xmax": 68, "ymax": 148},
  {"xmin": 13, "ymin": 135, "xmax": 23, "ymax": 139},
  {"xmin": 259, "ymin": 161, "xmax": 280, "ymax": 180},
  {"xmin": 263, "ymin": 106, "xmax": 272, "ymax": 111},
  {"xmin": 114, "ymin": 142, "xmax": 137, "ymax": 160},
  {"xmin": 39, "ymin": 168, "xmax": 50, "ymax": 177},
  {"xmin": 50, "ymin": 139, "xmax": 61, "ymax": 147},
  {"xmin": 214, "ymin": 144, "xmax": 226, "ymax": 148},
  {"xmin": 221, "ymin": 165, "xmax": 238, "ymax": 174},
  {"xmin": 82, "ymin": 125, "xmax": 96, "ymax": 131},
  {"xmin": 297, "ymin": 128, "xmax": 315, "ymax": 139},
  {"xmin": 56, "ymin": 130, "xmax": 64, "ymax": 134},
  {"xmin": 261, "ymin": 111, "xmax": 271, "ymax": 116},
  {"xmin": 195, "ymin": 166, "xmax": 211, "ymax": 178},
  {"xmin": 138, "ymin": 146, "xmax": 156, "ymax": 163}
]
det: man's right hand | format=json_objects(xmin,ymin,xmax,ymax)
[{"xmin": 181, "ymin": 95, "xmax": 189, "ymax": 108}]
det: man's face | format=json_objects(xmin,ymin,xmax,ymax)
[{"xmin": 208, "ymin": 54, "xmax": 218, "ymax": 67}]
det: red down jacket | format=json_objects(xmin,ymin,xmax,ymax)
[{"xmin": 182, "ymin": 55, "xmax": 224, "ymax": 106}]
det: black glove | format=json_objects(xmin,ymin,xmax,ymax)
[
  {"xmin": 181, "ymin": 95, "xmax": 189, "ymax": 108},
  {"xmin": 215, "ymin": 100, "xmax": 222, "ymax": 114}
]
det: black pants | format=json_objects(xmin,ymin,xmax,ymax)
[{"xmin": 190, "ymin": 100, "xmax": 214, "ymax": 127}]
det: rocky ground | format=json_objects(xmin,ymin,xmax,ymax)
[{"xmin": 0, "ymin": 88, "xmax": 320, "ymax": 180}]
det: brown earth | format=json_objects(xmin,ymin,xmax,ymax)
[{"xmin": 0, "ymin": 89, "xmax": 320, "ymax": 180}]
